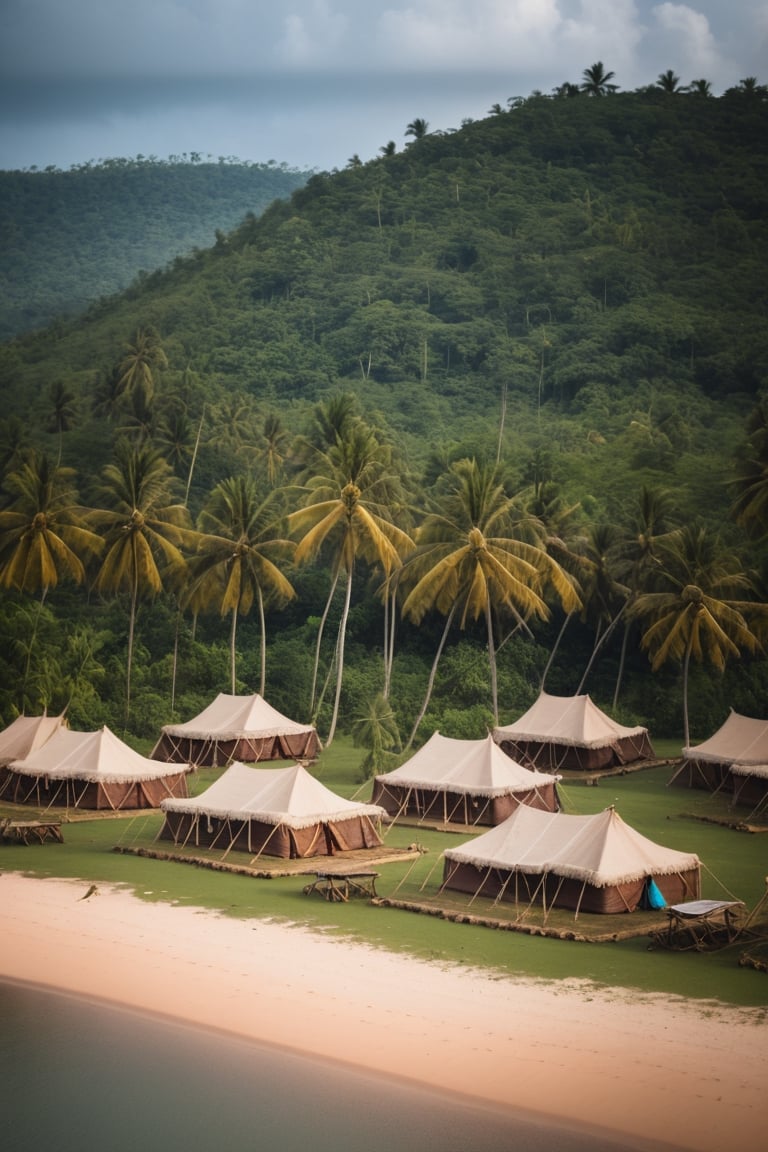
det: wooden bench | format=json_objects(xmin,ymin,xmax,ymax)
[
  {"xmin": 0, "ymin": 818, "xmax": 64, "ymax": 846},
  {"xmin": 303, "ymin": 870, "xmax": 379, "ymax": 902}
]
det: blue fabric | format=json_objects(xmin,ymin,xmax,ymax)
[{"xmin": 646, "ymin": 878, "xmax": 667, "ymax": 909}]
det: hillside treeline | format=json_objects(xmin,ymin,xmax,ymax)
[
  {"xmin": 1, "ymin": 84, "xmax": 767, "ymax": 760},
  {"xmin": 0, "ymin": 156, "xmax": 309, "ymax": 339}
]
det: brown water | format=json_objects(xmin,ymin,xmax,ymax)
[{"xmin": 0, "ymin": 980, "xmax": 678, "ymax": 1152}]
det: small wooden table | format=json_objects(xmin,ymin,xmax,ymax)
[
  {"xmin": 303, "ymin": 871, "xmax": 379, "ymax": 902},
  {"xmin": 0, "ymin": 818, "xmax": 64, "ymax": 846},
  {"xmin": 655, "ymin": 899, "xmax": 745, "ymax": 951}
]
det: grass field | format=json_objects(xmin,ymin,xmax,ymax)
[{"xmin": 2, "ymin": 736, "xmax": 767, "ymax": 1009}]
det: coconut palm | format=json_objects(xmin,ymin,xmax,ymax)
[
  {"xmin": 656, "ymin": 70, "xmax": 684, "ymax": 93},
  {"xmin": 352, "ymin": 692, "xmax": 401, "ymax": 778},
  {"xmin": 288, "ymin": 421, "xmax": 413, "ymax": 746},
  {"xmin": 630, "ymin": 524, "xmax": 767, "ymax": 746},
  {"xmin": 0, "ymin": 450, "xmax": 102, "ymax": 698},
  {"xmin": 580, "ymin": 62, "xmax": 618, "ymax": 97},
  {"xmin": 117, "ymin": 327, "xmax": 168, "ymax": 404},
  {"xmin": 688, "ymin": 78, "xmax": 712, "ymax": 96},
  {"xmin": 88, "ymin": 439, "xmax": 196, "ymax": 725},
  {"xmin": 186, "ymin": 476, "xmax": 296, "ymax": 695},
  {"xmin": 46, "ymin": 381, "xmax": 79, "ymax": 466},
  {"xmin": 405, "ymin": 118, "xmax": 430, "ymax": 140},
  {"xmin": 258, "ymin": 413, "xmax": 291, "ymax": 488},
  {"xmin": 729, "ymin": 400, "xmax": 768, "ymax": 539},
  {"xmin": 400, "ymin": 458, "xmax": 580, "ymax": 738}
]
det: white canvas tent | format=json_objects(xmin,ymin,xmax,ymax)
[
  {"xmin": 0, "ymin": 726, "xmax": 189, "ymax": 810},
  {"xmin": 159, "ymin": 761, "xmax": 385, "ymax": 859},
  {"xmin": 0, "ymin": 713, "xmax": 65, "ymax": 766},
  {"xmin": 493, "ymin": 692, "xmax": 654, "ymax": 772},
  {"xmin": 371, "ymin": 732, "xmax": 560, "ymax": 826},
  {"xmin": 442, "ymin": 804, "xmax": 700, "ymax": 915},
  {"xmin": 674, "ymin": 711, "xmax": 768, "ymax": 813},
  {"xmin": 152, "ymin": 693, "xmax": 321, "ymax": 767}
]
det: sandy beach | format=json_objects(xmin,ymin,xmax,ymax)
[{"xmin": 1, "ymin": 872, "xmax": 766, "ymax": 1152}]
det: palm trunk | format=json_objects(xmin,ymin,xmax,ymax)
[
  {"xmin": 184, "ymin": 406, "xmax": 205, "ymax": 507},
  {"xmin": 22, "ymin": 587, "xmax": 48, "ymax": 705},
  {"xmin": 257, "ymin": 585, "xmax": 266, "ymax": 697},
  {"xmin": 326, "ymin": 566, "xmax": 353, "ymax": 747},
  {"xmin": 125, "ymin": 569, "xmax": 138, "ymax": 729},
  {"xmin": 612, "ymin": 620, "xmax": 631, "ymax": 710},
  {"xmin": 310, "ymin": 568, "xmax": 340, "ymax": 714},
  {"xmin": 405, "ymin": 604, "xmax": 457, "ymax": 751},
  {"xmin": 383, "ymin": 584, "xmax": 397, "ymax": 699},
  {"xmin": 682, "ymin": 637, "xmax": 692, "ymax": 749},
  {"xmin": 486, "ymin": 598, "xmax": 499, "ymax": 726},
  {"xmin": 576, "ymin": 605, "xmax": 626, "ymax": 695},
  {"xmin": 540, "ymin": 612, "xmax": 571, "ymax": 690},
  {"xmin": 229, "ymin": 606, "xmax": 238, "ymax": 694}
]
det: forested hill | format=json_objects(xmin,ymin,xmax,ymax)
[
  {"xmin": 3, "ymin": 88, "xmax": 766, "ymax": 519},
  {"xmin": 0, "ymin": 157, "xmax": 310, "ymax": 338},
  {"xmin": 1, "ymin": 87, "xmax": 768, "ymax": 745}
]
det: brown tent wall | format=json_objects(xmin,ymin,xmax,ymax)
[
  {"xmin": 441, "ymin": 859, "xmax": 701, "ymax": 914},
  {"xmin": 670, "ymin": 758, "xmax": 732, "ymax": 793},
  {"xmin": 158, "ymin": 809, "xmax": 382, "ymax": 859},
  {"xmin": 152, "ymin": 730, "xmax": 320, "ymax": 767},
  {"xmin": 371, "ymin": 780, "xmax": 559, "ymax": 825},
  {"xmin": 0, "ymin": 766, "xmax": 188, "ymax": 810},
  {"xmin": 496, "ymin": 732, "xmax": 654, "ymax": 772}
]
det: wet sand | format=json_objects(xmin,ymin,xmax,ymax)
[{"xmin": 1, "ymin": 873, "xmax": 766, "ymax": 1151}]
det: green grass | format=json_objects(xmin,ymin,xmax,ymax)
[{"xmin": 2, "ymin": 738, "xmax": 767, "ymax": 1009}]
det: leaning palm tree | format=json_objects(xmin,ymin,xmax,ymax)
[
  {"xmin": 288, "ymin": 422, "xmax": 413, "ymax": 746},
  {"xmin": 580, "ymin": 62, "xmax": 618, "ymax": 97},
  {"xmin": 630, "ymin": 524, "xmax": 767, "ymax": 746},
  {"xmin": 400, "ymin": 459, "xmax": 580, "ymax": 739},
  {"xmin": 186, "ymin": 476, "xmax": 296, "ymax": 695},
  {"xmin": 87, "ymin": 440, "xmax": 196, "ymax": 725},
  {"xmin": 0, "ymin": 450, "xmax": 102, "ymax": 697}
]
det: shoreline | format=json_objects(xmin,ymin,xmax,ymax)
[{"xmin": 1, "ymin": 873, "xmax": 766, "ymax": 1151}]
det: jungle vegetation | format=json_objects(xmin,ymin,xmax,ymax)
[{"xmin": 1, "ymin": 75, "xmax": 767, "ymax": 764}]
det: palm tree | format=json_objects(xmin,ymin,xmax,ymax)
[
  {"xmin": 379, "ymin": 141, "xmax": 397, "ymax": 157},
  {"xmin": 656, "ymin": 69, "xmax": 684, "ymax": 93},
  {"xmin": 574, "ymin": 522, "xmax": 630, "ymax": 693},
  {"xmin": 352, "ymin": 692, "xmax": 400, "ymax": 778},
  {"xmin": 400, "ymin": 459, "xmax": 580, "ymax": 737},
  {"xmin": 0, "ymin": 451, "xmax": 99, "ymax": 596},
  {"xmin": 405, "ymin": 118, "xmax": 430, "ymax": 141},
  {"xmin": 610, "ymin": 486, "xmax": 680, "ymax": 706},
  {"xmin": 288, "ymin": 422, "xmax": 413, "ymax": 745},
  {"xmin": 0, "ymin": 450, "xmax": 102, "ymax": 697},
  {"xmin": 46, "ymin": 381, "xmax": 78, "ymax": 465},
  {"xmin": 630, "ymin": 525, "xmax": 767, "ymax": 746},
  {"xmin": 729, "ymin": 400, "xmax": 768, "ymax": 539},
  {"xmin": 580, "ymin": 62, "xmax": 618, "ymax": 97},
  {"xmin": 258, "ymin": 413, "xmax": 291, "ymax": 488},
  {"xmin": 88, "ymin": 440, "xmax": 195, "ymax": 725},
  {"xmin": 688, "ymin": 78, "xmax": 712, "ymax": 96},
  {"xmin": 117, "ymin": 327, "xmax": 168, "ymax": 404},
  {"xmin": 187, "ymin": 476, "xmax": 296, "ymax": 695}
]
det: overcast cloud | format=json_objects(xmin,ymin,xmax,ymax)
[{"xmin": 0, "ymin": 1, "xmax": 765, "ymax": 171}]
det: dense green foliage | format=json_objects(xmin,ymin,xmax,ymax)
[
  {"xmin": 0, "ymin": 156, "xmax": 309, "ymax": 338},
  {"xmin": 1, "ymin": 84, "xmax": 767, "ymax": 749}
]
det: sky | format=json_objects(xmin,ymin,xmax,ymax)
[{"xmin": 0, "ymin": 0, "xmax": 766, "ymax": 173}]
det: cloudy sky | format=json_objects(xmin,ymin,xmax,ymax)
[{"xmin": 0, "ymin": 0, "xmax": 765, "ymax": 172}]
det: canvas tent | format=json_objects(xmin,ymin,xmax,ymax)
[
  {"xmin": 371, "ymin": 732, "xmax": 560, "ymax": 826},
  {"xmin": 673, "ymin": 711, "xmax": 768, "ymax": 812},
  {"xmin": 0, "ymin": 713, "xmax": 65, "ymax": 766},
  {"xmin": 0, "ymin": 726, "xmax": 189, "ymax": 810},
  {"xmin": 159, "ymin": 761, "xmax": 385, "ymax": 859},
  {"xmin": 442, "ymin": 804, "xmax": 700, "ymax": 915},
  {"xmin": 493, "ymin": 692, "xmax": 654, "ymax": 772},
  {"xmin": 152, "ymin": 693, "xmax": 321, "ymax": 767}
]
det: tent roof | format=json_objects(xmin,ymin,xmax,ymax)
[
  {"xmin": 161, "ymin": 762, "xmax": 386, "ymax": 829},
  {"xmin": 684, "ymin": 710, "xmax": 768, "ymax": 768},
  {"xmin": 0, "ymin": 713, "xmax": 65, "ymax": 765},
  {"xmin": 374, "ymin": 732, "xmax": 559, "ymax": 797},
  {"xmin": 159, "ymin": 693, "xmax": 316, "ymax": 740},
  {"xmin": 493, "ymin": 692, "xmax": 649, "ymax": 749},
  {"xmin": 8, "ymin": 726, "xmax": 188, "ymax": 783},
  {"xmin": 444, "ymin": 805, "xmax": 699, "ymax": 887}
]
